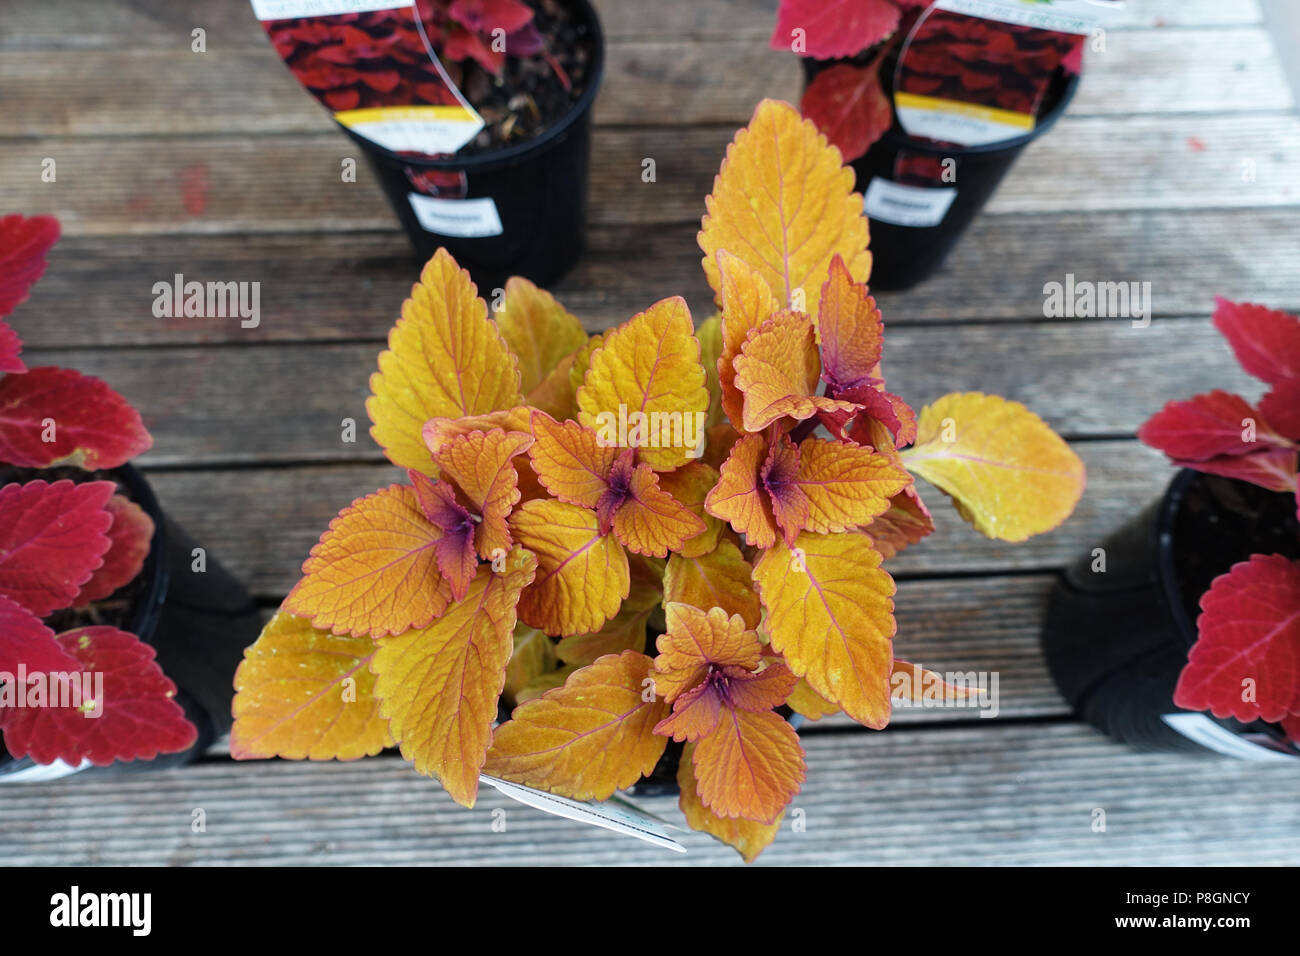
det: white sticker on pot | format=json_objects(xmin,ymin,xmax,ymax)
[
  {"xmin": 409, "ymin": 194, "xmax": 504, "ymax": 238},
  {"xmin": 1161, "ymin": 713, "xmax": 1299, "ymax": 762},
  {"xmin": 864, "ymin": 179, "xmax": 958, "ymax": 228},
  {"xmin": 933, "ymin": 0, "xmax": 1124, "ymax": 36},
  {"xmin": 250, "ymin": 0, "xmax": 413, "ymax": 20},
  {"xmin": 0, "ymin": 758, "xmax": 90, "ymax": 784},
  {"xmin": 479, "ymin": 775, "xmax": 686, "ymax": 853}
]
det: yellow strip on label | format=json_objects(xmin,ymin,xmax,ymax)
[
  {"xmin": 334, "ymin": 105, "xmax": 479, "ymax": 127},
  {"xmin": 894, "ymin": 92, "xmax": 1036, "ymax": 132}
]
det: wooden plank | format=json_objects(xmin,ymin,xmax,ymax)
[
  {"xmin": 0, "ymin": 28, "xmax": 1288, "ymax": 137},
  {"xmin": 5, "ymin": 723, "xmax": 1298, "ymax": 865},
  {"xmin": 4, "ymin": 114, "xmax": 1297, "ymax": 238},
  {"xmin": 1, "ymin": 0, "xmax": 1265, "ymax": 52},
  {"xmin": 13, "ymin": 208, "xmax": 1300, "ymax": 349},
  {"xmin": 21, "ymin": 318, "xmax": 1260, "ymax": 467}
]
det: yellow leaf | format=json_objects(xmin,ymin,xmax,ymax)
[
  {"xmin": 372, "ymin": 548, "xmax": 536, "ymax": 807},
  {"xmin": 704, "ymin": 432, "xmax": 780, "ymax": 548},
  {"xmin": 715, "ymin": 251, "xmax": 780, "ymax": 426},
  {"xmin": 794, "ymin": 436, "xmax": 911, "ymax": 534},
  {"xmin": 368, "ymin": 249, "xmax": 523, "ymax": 473},
  {"xmin": 567, "ymin": 332, "xmax": 605, "ymax": 396},
  {"xmin": 483, "ymin": 650, "xmax": 670, "ymax": 801},
  {"xmin": 231, "ymin": 611, "xmax": 394, "ymax": 761},
  {"xmin": 527, "ymin": 410, "xmax": 618, "ymax": 509},
  {"xmin": 555, "ymin": 560, "xmax": 662, "ymax": 665},
  {"xmin": 526, "ymin": 349, "xmax": 581, "ymax": 421},
  {"xmin": 509, "ymin": 498, "xmax": 630, "ymax": 636},
  {"xmin": 693, "ymin": 706, "xmax": 805, "ymax": 824},
  {"xmin": 576, "ymin": 297, "xmax": 710, "ymax": 471},
  {"xmin": 753, "ymin": 531, "xmax": 896, "ymax": 728},
  {"xmin": 656, "ymin": 461, "xmax": 723, "ymax": 558},
  {"xmin": 695, "ymin": 312, "xmax": 726, "ymax": 429},
  {"xmin": 901, "ymin": 392, "xmax": 1086, "ymax": 542},
  {"xmin": 678, "ymin": 742, "xmax": 782, "ymax": 863},
  {"xmin": 663, "ymin": 540, "xmax": 761, "ymax": 630},
  {"xmin": 495, "ymin": 277, "xmax": 587, "ymax": 395},
  {"xmin": 611, "ymin": 463, "xmax": 707, "ymax": 557},
  {"xmin": 699, "ymin": 99, "xmax": 872, "ymax": 317},
  {"xmin": 786, "ymin": 677, "xmax": 840, "ymax": 720},
  {"xmin": 515, "ymin": 663, "xmax": 579, "ymax": 704},
  {"xmin": 733, "ymin": 311, "xmax": 858, "ymax": 432}
]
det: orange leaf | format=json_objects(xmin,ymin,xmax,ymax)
[
  {"xmin": 704, "ymin": 432, "xmax": 780, "ymax": 548},
  {"xmin": 611, "ymin": 462, "xmax": 707, "ymax": 557},
  {"xmin": 654, "ymin": 682, "xmax": 725, "ymax": 741},
  {"xmin": 368, "ymin": 249, "xmax": 522, "ymax": 473},
  {"xmin": 794, "ymin": 436, "xmax": 911, "ymax": 534},
  {"xmin": 816, "ymin": 254, "xmax": 883, "ymax": 391},
  {"xmin": 423, "ymin": 406, "xmax": 531, "ymax": 457},
  {"xmin": 678, "ymin": 742, "xmax": 782, "ymax": 862},
  {"xmin": 509, "ymin": 498, "xmax": 629, "ymax": 636},
  {"xmin": 664, "ymin": 539, "xmax": 761, "ymax": 629},
  {"xmin": 699, "ymin": 98, "xmax": 872, "ymax": 317},
  {"xmin": 890, "ymin": 659, "xmax": 983, "ymax": 703},
  {"xmin": 786, "ymin": 677, "xmax": 840, "ymax": 720},
  {"xmin": 527, "ymin": 410, "xmax": 617, "ymax": 509},
  {"xmin": 526, "ymin": 348, "xmax": 582, "ymax": 421},
  {"xmin": 494, "ymin": 277, "xmax": 587, "ymax": 396},
  {"xmin": 733, "ymin": 311, "xmax": 858, "ymax": 432},
  {"xmin": 693, "ymin": 706, "xmax": 805, "ymax": 824},
  {"xmin": 482, "ymin": 649, "xmax": 670, "ymax": 801},
  {"xmin": 657, "ymin": 461, "xmax": 724, "ymax": 557},
  {"xmin": 695, "ymin": 312, "xmax": 726, "ymax": 429},
  {"xmin": 901, "ymin": 392, "xmax": 1086, "ymax": 542},
  {"xmin": 231, "ymin": 611, "xmax": 394, "ymax": 761},
  {"xmin": 429, "ymin": 427, "xmax": 534, "ymax": 559},
  {"xmin": 864, "ymin": 484, "xmax": 935, "ymax": 559},
  {"xmin": 284, "ymin": 484, "xmax": 451, "ymax": 638},
  {"xmin": 753, "ymin": 531, "xmax": 896, "ymax": 728},
  {"xmin": 764, "ymin": 431, "xmax": 810, "ymax": 546},
  {"xmin": 653, "ymin": 602, "xmax": 763, "ymax": 702},
  {"xmin": 576, "ymin": 297, "xmax": 710, "ymax": 471},
  {"xmin": 372, "ymin": 547, "xmax": 536, "ymax": 807},
  {"xmin": 554, "ymin": 561, "xmax": 662, "ymax": 666},
  {"xmin": 715, "ymin": 252, "xmax": 780, "ymax": 426}
]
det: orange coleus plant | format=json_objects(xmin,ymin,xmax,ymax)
[{"xmin": 231, "ymin": 98, "xmax": 1084, "ymax": 860}]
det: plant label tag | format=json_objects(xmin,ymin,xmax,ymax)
[
  {"xmin": 252, "ymin": 0, "xmax": 485, "ymax": 156},
  {"xmin": 1160, "ymin": 713, "xmax": 1299, "ymax": 762},
  {"xmin": 0, "ymin": 758, "xmax": 90, "ymax": 784},
  {"xmin": 863, "ymin": 179, "xmax": 958, "ymax": 227},
  {"xmin": 408, "ymin": 194, "xmax": 504, "ymax": 237},
  {"xmin": 932, "ymin": 0, "xmax": 1125, "ymax": 37},
  {"xmin": 479, "ymin": 775, "xmax": 687, "ymax": 853}
]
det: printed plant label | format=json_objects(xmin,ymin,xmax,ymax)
[
  {"xmin": 863, "ymin": 178, "xmax": 958, "ymax": 228},
  {"xmin": 408, "ymin": 194, "xmax": 504, "ymax": 237}
]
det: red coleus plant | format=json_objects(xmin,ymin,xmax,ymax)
[
  {"xmin": 1139, "ymin": 299, "xmax": 1300, "ymax": 742},
  {"xmin": 0, "ymin": 215, "xmax": 197, "ymax": 768},
  {"xmin": 772, "ymin": 0, "xmax": 1085, "ymax": 161},
  {"xmin": 232, "ymin": 100, "xmax": 1085, "ymax": 860}
]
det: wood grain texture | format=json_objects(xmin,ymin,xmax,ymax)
[{"xmin": 5, "ymin": 723, "xmax": 1298, "ymax": 866}]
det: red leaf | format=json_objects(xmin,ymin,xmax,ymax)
[
  {"xmin": 0, "ymin": 479, "xmax": 115, "ymax": 617},
  {"xmin": 448, "ymin": 0, "xmax": 534, "ymax": 35},
  {"xmin": 0, "ymin": 214, "xmax": 60, "ymax": 319},
  {"xmin": 72, "ymin": 495, "xmax": 155, "ymax": 607},
  {"xmin": 1213, "ymin": 298, "xmax": 1300, "ymax": 387},
  {"xmin": 771, "ymin": 0, "xmax": 900, "ymax": 60},
  {"xmin": 1173, "ymin": 448, "xmax": 1299, "ymax": 496},
  {"xmin": 0, "ymin": 319, "xmax": 23, "ymax": 374},
  {"xmin": 800, "ymin": 62, "xmax": 893, "ymax": 163},
  {"xmin": 0, "ymin": 626, "xmax": 197, "ymax": 766},
  {"xmin": 1259, "ymin": 379, "xmax": 1300, "ymax": 441},
  {"xmin": 0, "ymin": 593, "xmax": 79, "ymax": 675},
  {"xmin": 1283, "ymin": 713, "xmax": 1300, "ymax": 744},
  {"xmin": 1138, "ymin": 390, "xmax": 1294, "ymax": 461},
  {"xmin": 0, "ymin": 366, "xmax": 152, "ymax": 469},
  {"xmin": 1174, "ymin": 554, "xmax": 1300, "ymax": 723}
]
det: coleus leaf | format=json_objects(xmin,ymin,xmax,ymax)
[
  {"xmin": 901, "ymin": 392, "xmax": 1086, "ymax": 542},
  {"xmin": 575, "ymin": 296, "xmax": 710, "ymax": 471},
  {"xmin": 816, "ymin": 254, "xmax": 884, "ymax": 392},
  {"xmin": 426, "ymin": 426, "xmax": 534, "ymax": 561},
  {"xmin": 733, "ymin": 311, "xmax": 859, "ymax": 432},
  {"xmin": 494, "ymin": 277, "xmax": 587, "ymax": 397},
  {"xmin": 0, "ymin": 213, "xmax": 60, "ymax": 329},
  {"xmin": 230, "ymin": 611, "xmax": 394, "ymax": 761},
  {"xmin": 509, "ymin": 498, "xmax": 630, "ymax": 636},
  {"xmin": 373, "ymin": 547, "xmax": 536, "ymax": 807},
  {"xmin": 503, "ymin": 624, "xmax": 559, "ymax": 704},
  {"xmin": 1137, "ymin": 390, "xmax": 1295, "ymax": 461},
  {"xmin": 422, "ymin": 406, "xmax": 532, "ymax": 455},
  {"xmin": 769, "ymin": 0, "xmax": 901, "ymax": 61},
  {"xmin": 0, "ymin": 366, "xmax": 152, "ymax": 469},
  {"xmin": 800, "ymin": 61, "xmax": 893, "ymax": 164},
  {"xmin": 283, "ymin": 484, "xmax": 452, "ymax": 638},
  {"xmin": 1212, "ymin": 298, "xmax": 1300, "ymax": 387},
  {"xmin": 700, "ymin": 99, "xmax": 872, "ymax": 318},
  {"xmin": 864, "ymin": 484, "xmax": 935, "ymax": 559},
  {"xmin": 553, "ymin": 557, "xmax": 663, "ymax": 667},
  {"xmin": 653, "ymin": 603, "xmax": 764, "ymax": 702},
  {"xmin": 0, "ymin": 593, "xmax": 79, "ymax": 674},
  {"xmin": 71, "ymin": 494, "xmax": 154, "ymax": 607},
  {"xmin": 715, "ymin": 252, "xmax": 780, "ymax": 427},
  {"xmin": 695, "ymin": 313, "xmax": 726, "ymax": 430},
  {"xmin": 367, "ymin": 249, "xmax": 523, "ymax": 474},
  {"xmin": 663, "ymin": 539, "xmax": 762, "ymax": 630},
  {"xmin": 0, "ymin": 626, "xmax": 197, "ymax": 766},
  {"xmin": 705, "ymin": 432, "xmax": 782, "ymax": 548},
  {"xmin": 0, "ymin": 479, "xmax": 115, "ymax": 617},
  {"xmin": 482, "ymin": 649, "xmax": 671, "ymax": 801},
  {"xmin": 657, "ymin": 461, "xmax": 724, "ymax": 557},
  {"xmin": 1173, "ymin": 554, "xmax": 1300, "ymax": 724},
  {"xmin": 1258, "ymin": 379, "xmax": 1300, "ymax": 442},
  {"xmin": 0, "ymin": 321, "xmax": 23, "ymax": 375},
  {"xmin": 753, "ymin": 531, "xmax": 896, "ymax": 728},
  {"xmin": 793, "ymin": 436, "xmax": 912, "ymax": 535},
  {"xmin": 677, "ymin": 742, "xmax": 782, "ymax": 863},
  {"xmin": 691, "ymin": 706, "xmax": 804, "ymax": 825},
  {"xmin": 1172, "ymin": 448, "xmax": 1299, "ymax": 497}
]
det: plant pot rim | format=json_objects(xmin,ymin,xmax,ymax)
[{"xmin": 339, "ymin": 0, "xmax": 605, "ymax": 174}]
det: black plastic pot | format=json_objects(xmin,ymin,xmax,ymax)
[
  {"xmin": 0, "ymin": 465, "xmax": 262, "ymax": 782},
  {"xmin": 347, "ymin": 0, "xmax": 604, "ymax": 293},
  {"xmin": 803, "ymin": 60, "xmax": 1078, "ymax": 291},
  {"xmin": 1042, "ymin": 469, "xmax": 1300, "ymax": 759}
]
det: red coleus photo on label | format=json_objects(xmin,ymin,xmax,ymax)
[
  {"xmin": 1139, "ymin": 298, "xmax": 1300, "ymax": 740},
  {"xmin": 0, "ymin": 214, "xmax": 197, "ymax": 768}
]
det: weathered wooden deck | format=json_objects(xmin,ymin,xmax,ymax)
[{"xmin": 2, "ymin": 0, "xmax": 1299, "ymax": 864}]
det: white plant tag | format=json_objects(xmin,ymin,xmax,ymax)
[
  {"xmin": 479, "ymin": 775, "xmax": 686, "ymax": 853},
  {"xmin": 1160, "ymin": 713, "xmax": 1299, "ymax": 762},
  {"xmin": 251, "ymin": 0, "xmax": 414, "ymax": 19},
  {"xmin": 933, "ymin": 0, "xmax": 1124, "ymax": 36},
  {"xmin": 0, "ymin": 758, "xmax": 90, "ymax": 784},
  {"xmin": 863, "ymin": 179, "xmax": 958, "ymax": 227},
  {"xmin": 409, "ymin": 194, "xmax": 504, "ymax": 238}
]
